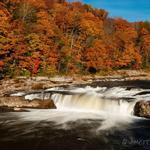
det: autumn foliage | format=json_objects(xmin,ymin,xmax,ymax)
[{"xmin": 0, "ymin": 0, "xmax": 149, "ymax": 77}]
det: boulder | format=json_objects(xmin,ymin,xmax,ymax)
[
  {"xmin": 134, "ymin": 100, "xmax": 150, "ymax": 117},
  {"xmin": 0, "ymin": 96, "xmax": 56, "ymax": 109}
]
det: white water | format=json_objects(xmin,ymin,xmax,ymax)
[
  {"xmin": 51, "ymin": 93, "xmax": 136, "ymax": 115},
  {"xmin": 9, "ymin": 86, "xmax": 150, "ymax": 130},
  {"xmin": 22, "ymin": 86, "xmax": 150, "ymax": 116},
  {"xmin": 49, "ymin": 86, "xmax": 147, "ymax": 116}
]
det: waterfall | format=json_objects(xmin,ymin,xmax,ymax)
[
  {"xmin": 9, "ymin": 85, "xmax": 150, "ymax": 131},
  {"xmin": 19, "ymin": 85, "xmax": 149, "ymax": 116},
  {"xmin": 51, "ymin": 92, "xmax": 137, "ymax": 115}
]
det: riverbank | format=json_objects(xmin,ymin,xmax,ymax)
[
  {"xmin": 0, "ymin": 69, "xmax": 150, "ymax": 114},
  {"xmin": 0, "ymin": 69, "xmax": 150, "ymax": 97}
]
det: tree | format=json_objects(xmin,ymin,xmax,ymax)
[{"xmin": 138, "ymin": 28, "xmax": 150, "ymax": 68}]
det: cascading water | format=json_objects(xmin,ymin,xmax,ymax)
[
  {"xmin": 48, "ymin": 86, "xmax": 146, "ymax": 116},
  {"xmin": 22, "ymin": 86, "xmax": 148, "ymax": 116},
  {"xmin": 9, "ymin": 85, "xmax": 150, "ymax": 130},
  {"xmin": 51, "ymin": 93, "xmax": 136, "ymax": 115}
]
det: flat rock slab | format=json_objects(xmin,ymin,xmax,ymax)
[
  {"xmin": 49, "ymin": 77, "xmax": 73, "ymax": 83},
  {"xmin": 0, "ymin": 97, "xmax": 56, "ymax": 109}
]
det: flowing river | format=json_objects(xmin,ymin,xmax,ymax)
[{"xmin": 0, "ymin": 80, "xmax": 150, "ymax": 150}]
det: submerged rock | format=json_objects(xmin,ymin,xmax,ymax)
[
  {"xmin": 0, "ymin": 97, "xmax": 56, "ymax": 109},
  {"xmin": 134, "ymin": 101, "xmax": 150, "ymax": 117}
]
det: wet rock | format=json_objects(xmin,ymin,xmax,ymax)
[
  {"xmin": 0, "ymin": 97, "xmax": 56, "ymax": 109},
  {"xmin": 0, "ymin": 106, "xmax": 28, "ymax": 112},
  {"xmin": 28, "ymin": 99, "xmax": 56, "ymax": 109},
  {"xmin": 0, "ymin": 106, "xmax": 15, "ymax": 112},
  {"xmin": 134, "ymin": 101, "xmax": 150, "ymax": 117}
]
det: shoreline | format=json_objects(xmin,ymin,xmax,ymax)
[
  {"xmin": 0, "ymin": 70, "xmax": 149, "ymax": 116},
  {"xmin": 0, "ymin": 69, "xmax": 150, "ymax": 97}
]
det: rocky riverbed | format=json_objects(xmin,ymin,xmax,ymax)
[
  {"xmin": 0, "ymin": 70, "xmax": 150, "ymax": 96},
  {"xmin": 0, "ymin": 70, "xmax": 150, "ymax": 116}
]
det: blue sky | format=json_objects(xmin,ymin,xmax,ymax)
[{"xmin": 82, "ymin": 0, "xmax": 150, "ymax": 22}]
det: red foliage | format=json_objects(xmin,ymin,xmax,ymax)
[
  {"xmin": 0, "ymin": 61, "xmax": 4, "ymax": 68},
  {"xmin": 32, "ymin": 59, "xmax": 41, "ymax": 74},
  {"xmin": 0, "ymin": 0, "xmax": 149, "ymax": 76}
]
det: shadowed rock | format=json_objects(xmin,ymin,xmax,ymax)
[
  {"xmin": 134, "ymin": 101, "xmax": 150, "ymax": 117},
  {"xmin": 0, "ymin": 106, "xmax": 29, "ymax": 112}
]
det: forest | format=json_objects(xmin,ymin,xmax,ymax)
[{"xmin": 0, "ymin": 0, "xmax": 150, "ymax": 78}]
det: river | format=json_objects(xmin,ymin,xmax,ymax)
[{"xmin": 0, "ymin": 80, "xmax": 150, "ymax": 150}]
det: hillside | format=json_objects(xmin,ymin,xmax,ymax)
[{"xmin": 0, "ymin": 0, "xmax": 150, "ymax": 78}]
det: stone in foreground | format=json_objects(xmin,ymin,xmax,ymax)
[{"xmin": 134, "ymin": 100, "xmax": 150, "ymax": 117}]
